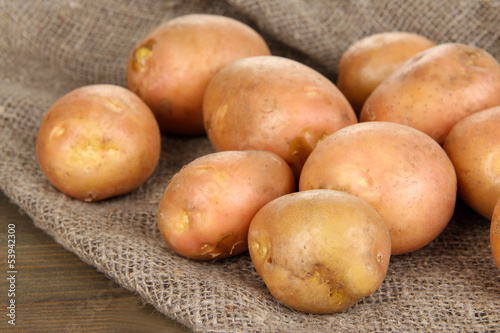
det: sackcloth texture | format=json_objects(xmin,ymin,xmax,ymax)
[{"xmin": 1, "ymin": 0, "xmax": 500, "ymax": 332}]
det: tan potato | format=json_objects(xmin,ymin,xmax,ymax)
[
  {"xmin": 248, "ymin": 189, "xmax": 391, "ymax": 314},
  {"xmin": 490, "ymin": 198, "xmax": 500, "ymax": 270},
  {"xmin": 157, "ymin": 150, "xmax": 295, "ymax": 260},
  {"xmin": 443, "ymin": 106, "xmax": 500, "ymax": 219},
  {"xmin": 36, "ymin": 84, "xmax": 161, "ymax": 202},
  {"xmin": 337, "ymin": 31, "xmax": 435, "ymax": 115},
  {"xmin": 360, "ymin": 43, "xmax": 500, "ymax": 144},
  {"xmin": 203, "ymin": 55, "xmax": 357, "ymax": 178},
  {"xmin": 299, "ymin": 122, "xmax": 457, "ymax": 255},
  {"xmin": 126, "ymin": 14, "xmax": 271, "ymax": 135}
]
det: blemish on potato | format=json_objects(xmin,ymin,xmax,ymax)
[
  {"xmin": 329, "ymin": 290, "xmax": 345, "ymax": 303},
  {"xmin": 195, "ymin": 164, "xmax": 220, "ymax": 173},
  {"xmin": 71, "ymin": 136, "xmax": 120, "ymax": 162},
  {"xmin": 310, "ymin": 264, "xmax": 333, "ymax": 283},
  {"xmin": 49, "ymin": 124, "xmax": 66, "ymax": 138},
  {"xmin": 309, "ymin": 264, "xmax": 346, "ymax": 301},
  {"xmin": 229, "ymin": 240, "xmax": 244, "ymax": 255},
  {"xmin": 204, "ymin": 119, "xmax": 212, "ymax": 133},
  {"xmin": 212, "ymin": 234, "xmax": 239, "ymax": 254},
  {"xmin": 300, "ymin": 85, "xmax": 322, "ymax": 97},
  {"xmin": 84, "ymin": 192, "xmax": 97, "ymax": 202},
  {"xmin": 315, "ymin": 132, "xmax": 330, "ymax": 147},
  {"xmin": 486, "ymin": 150, "xmax": 500, "ymax": 181},
  {"xmin": 176, "ymin": 210, "xmax": 191, "ymax": 232},
  {"xmin": 289, "ymin": 136, "xmax": 314, "ymax": 177},
  {"xmin": 289, "ymin": 129, "xmax": 326, "ymax": 173},
  {"xmin": 271, "ymin": 156, "xmax": 284, "ymax": 166},
  {"xmin": 362, "ymin": 104, "xmax": 376, "ymax": 121},
  {"xmin": 197, "ymin": 235, "xmax": 244, "ymax": 260},
  {"xmin": 196, "ymin": 164, "xmax": 228, "ymax": 184},
  {"xmin": 459, "ymin": 47, "xmax": 482, "ymax": 67},
  {"xmin": 214, "ymin": 104, "xmax": 228, "ymax": 130},
  {"xmin": 252, "ymin": 238, "xmax": 270, "ymax": 262},
  {"xmin": 261, "ymin": 96, "xmax": 277, "ymax": 113},
  {"xmin": 132, "ymin": 39, "xmax": 155, "ymax": 72},
  {"xmin": 377, "ymin": 253, "xmax": 384, "ymax": 264},
  {"xmin": 100, "ymin": 96, "xmax": 127, "ymax": 112},
  {"xmin": 289, "ymin": 135, "xmax": 313, "ymax": 157},
  {"xmin": 336, "ymin": 164, "xmax": 380, "ymax": 203}
]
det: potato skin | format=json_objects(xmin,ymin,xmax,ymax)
[
  {"xmin": 203, "ymin": 55, "xmax": 357, "ymax": 177},
  {"xmin": 36, "ymin": 84, "xmax": 161, "ymax": 202},
  {"xmin": 337, "ymin": 32, "xmax": 435, "ymax": 115},
  {"xmin": 360, "ymin": 43, "xmax": 500, "ymax": 144},
  {"xmin": 157, "ymin": 150, "xmax": 295, "ymax": 260},
  {"xmin": 248, "ymin": 189, "xmax": 391, "ymax": 314},
  {"xmin": 126, "ymin": 14, "xmax": 271, "ymax": 135},
  {"xmin": 299, "ymin": 122, "xmax": 457, "ymax": 255},
  {"xmin": 443, "ymin": 106, "xmax": 500, "ymax": 220},
  {"xmin": 490, "ymin": 198, "xmax": 500, "ymax": 270}
]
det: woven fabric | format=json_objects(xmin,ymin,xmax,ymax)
[{"xmin": 1, "ymin": 1, "xmax": 500, "ymax": 332}]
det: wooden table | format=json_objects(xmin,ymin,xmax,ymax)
[{"xmin": 0, "ymin": 190, "xmax": 192, "ymax": 332}]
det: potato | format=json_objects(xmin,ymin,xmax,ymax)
[
  {"xmin": 443, "ymin": 106, "xmax": 500, "ymax": 220},
  {"xmin": 36, "ymin": 84, "xmax": 161, "ymax": 202},
  {"xmin": 359, "ymin": 43, "xmax": 500, "ymax": 144},
  {"xmin": 203, "ymin": 55, "xmax": 357, "ymax": 178},
  {"xmin": 248, "ymin": 189, "xmax": 391, "ymax": 314},
  {"xmin": 157, "ymin": 150, "xmax": 295, "ymax": 260},
  {"xmin": 337, "ymin": 32, "xmax": 435, "ymax": 115},
  {"xmin": 126, "ymin": 14, "xmax": 271, "ymax": 135},
  {"xmin": 299, "ymin": 122, "xmax": 457, "ymax": 255},
  {"xmin": 490, "ymin": 198, "xmax": 500, "ymax": 270}
]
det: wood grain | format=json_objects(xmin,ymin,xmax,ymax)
[{"xmin": 0, "ymin": 190, "xmax": 192, "ymax": 332}]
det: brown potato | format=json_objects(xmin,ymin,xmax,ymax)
[
  {"xmin": 203, "ymin": 55, "xmax": 357, "ymax": 178},
  {"xmin": 248, "ymin": 189, "xmax": 391, "ymax": 314},
  {"xmin": 360, "ymin": 43, "xmax": 500, "ymax": 144},
  {"xmin": 337, "ymin": 32, "xmax": 435, "ymax": 115},
  {"xmin": 443, "ymin": 106, "xmax": 500, "ymax": 219},
  {"xmin": 36, "ymin": 84, "xmax": 161, "ymax": 202},
  {"xmin": 299, "ymin": 122, "xmax": 457, "ymax": 255},
  {"xmin": 126, "ymin": 14, "xmax": 271, "ymax": 135},
  {"xmin": 157, "ymin": 150, "xmax": 295, "ymax": 260},
  {"xmin": 490, "ymin": 198, "xmax": 500, "ymax": 270}
]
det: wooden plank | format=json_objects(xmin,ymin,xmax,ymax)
[{"xmin": 0, "ymin": 190, "xmax": 191, "ymax": 332}]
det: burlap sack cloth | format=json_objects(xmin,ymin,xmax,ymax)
[{"xmin": 1, "ymin": 1, "xmax": 500, "ymax": 332}]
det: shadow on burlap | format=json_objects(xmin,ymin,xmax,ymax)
[{"xmin": 1, "ymin": 1, "xmax": 500, "ymax": 332}]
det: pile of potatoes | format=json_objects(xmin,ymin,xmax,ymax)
[{"xmin": 36, "ymin": 14, "xmax": 500, "ymax": 314}]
